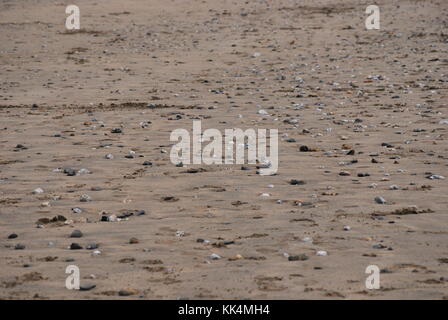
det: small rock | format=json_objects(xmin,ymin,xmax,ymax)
[
  {"xmin": 70, "ymin": 243, "xmax": 83, "ymax": 250},
  {"xmin": 374, "ymin": 196, "xmax": 386, "ymax": 204},
  {"xmin": 79, "ymin": 283, "xmax": 96, "ymax": 291},
  {"xmin": 32, "ymin": 188, "xmax": 44, "ymax": 194},
  {"xmin": 129, "ymin": 237, "xmax": 139, "ymax": 244},
  {"xmin": 288, "ymin": 254, "xmax": 309, "ymax": 261},
  {"xmin": 15, "ymin": 244, "xmax": 26, "ymax": 250},
  {"xmin": 70, "ymin": 230, "xmax": 83, "ymax": 238},
  {"xmin": 209, "ymin": 253, "xmax": 221, "ymax": 260},
  {"xmin": 8, "ymin": 233, "xmax": 18, "ymax": 239},
  {"xmin": 79, "ymin": 194, "xmax": 91, "ymax": 202},
  {"xmin": 118, "ymin": 288, "xmax": 139, "ymax": 296}
]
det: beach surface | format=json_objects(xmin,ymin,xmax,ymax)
[{"xmin": 0, "ymin": 0, "xmax": 448, "ymax": 299}]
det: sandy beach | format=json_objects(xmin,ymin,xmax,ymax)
[{"xmin": 0, "ymin": 0, "xmax": 447, "ymax": 299}]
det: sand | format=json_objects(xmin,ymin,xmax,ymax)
[{"xmin": 0, "ymin": 0, "xmax": 447, "ymax": 299}]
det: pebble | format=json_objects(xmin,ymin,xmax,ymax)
[
  {"xmin": 111, "ymin": 128, "xmax": 122, "ymax": 133},
  {"xmin": 86, "ymin": 243, "xmax": 99, "ymax": 250},
  {"xmin": 71, "ymin": 207, "xmax": 82, "ymax": 214},
  {"xmin": 15, "ymin": 244, "xmax": 26, "ymax": 250},
  {"xmin": 32, "ymin": 188, "xmax": 44, "ymax": 194},
  {"xmin": 79, "ymin": 194, "xmax": 91, "ymax": 202},
  {"xmin": 289, "ymin": 179, "xmax": 306, "ymax": 185},
  {"xmin": 70, "ymin": 243, "xmax": 83, "ymax": 250},
  {"xmin": 8, "ymin": 233, "xmax": 18, "ymax": 239},
  {"xmin": 374, "ymin": 196, "xmax": 387, "ymax": 204},
  {"xmin": 427, "ymin": 174, "xmax": 445, "ymax": 180},
  {"xmin": 209, "ymin": 253, "xmax": 221, "ymax": 260},
  {"xmin": 343, "ymin": 226, "xmax": 351, "ymax": 231},
  {"xmin": 79, "ymin": 283, "xmax": 96, "ymax": 291},
  {"xmin": 118, "ymin": 288, "xmax": 139, "ymax": 296},
  {"xmin": 105, "ymin": 153, "xmax": 114, "ymax": 160},
  {"xmin": 70, "ymin": 230, "xmax": 83, "ymax": 238},
  {"xmin": 288, "ymin": 254, "xmax": 309, "ymax": 261},
  {"xmin": 316, "ymin": 250, "xmax": 328, "ymax": 256},
  {"xmin": 64, "ymin": 168, "xmax": 77, "ymax": 176},
  {"xmin": 129, "ymin": 237, "xmax": 139, "ymax": 244}
]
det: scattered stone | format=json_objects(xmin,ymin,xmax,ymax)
[
  {"xmin": 374, "ymin": 196, "xmax": 386, "ymax": 204},
  {"xmin": 209, "ymin": 253, "xmax": 221, "ymax": 260},
  {"xmin": 70, "ymin": 243, "xmax": 83, "ymax": 250},
  {"xmin": 111, "ymin": 128, "xmax": 122, "ymax": 133},
  {"xmin": 79, "ymin": 194, "xmax": 91, "ymax": 202},
  {"xmin": 64, "ymin": 168, "xmax": 77, "ymax": 176},
  {"xmin": 129, "ymin": 237, "xmax": 139, "ymax": 244},
  {"xmin": 32, "ymin": 188, "xmax": 44, "ymax": 194},
  {"xmin": 289, "ymin": 179, "xmax": 306, "ymax": 185},
  {"xmin": 288, "ymin": 254, "xmax": 309, "ymax": 261},
  {"xmin": 118, "ymin": 288, "xmax": 139, "ymax": 296},
  {"xmin": 15, "ymin": 244, "xmax": 26, "ymax": 250},
  {"xmin": 79, "ymin": 283, "xmax": 96, "ymax": 291},
  {"xmin": 8, "ymin": 233, "xmax": 18, "ymax": 239},
  {"xmin": 70, "ymin": 230, "xmax": 83, "ymax": 238}
]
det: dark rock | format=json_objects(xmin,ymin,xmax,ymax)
[
  {"xmin": 70, "ymin": 243, "xmax": 83, "ymax": 250},
  {"xmin": 80, "ymin": 283, "xmax": 96, "ymax": 291},
  {"xmin": 70, "ymin": 230, "xmax": 83, "ymax": 238},
  {"xmin": 8, "ymin": 233, "xmax": 18, "ymax": 239},
  {"xmin": 288, "ymin": 254, "xmax": 309, "ymax": 261},
  {"xmin": 289, "ymin": 179, "xmax": 306, "ymax": 185}
]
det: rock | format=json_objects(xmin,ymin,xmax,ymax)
[
  {"xmin": 32, "ymin": 188, "xmax": 44, "ymax": 194},
  {"xmin": 111, "ymin": 128, "xmax": 122, "ymax": 133},
  {"xmin": 105, "ymin": 153, "xmax": 114, "ymax": 160},
  {"xmin": 91, "ymin": 186, "xmax": 103, "ymax": 191},
  {"xmin": 70, "ymin": 230, "xmax": 83, "ymax": 238},
  {"xmin": 299, "ymin": 145, "xmax": 309, "ymax": 152},
  {"xmin": 316, "ymin": 250, "xmax": 328, "ymax": 256},
  {"xmin": 288, "ymin": 254, "xmax": 309, "ymax": 261},
  {"xmin": 374, "ymin": 196, "xmax": 386, "ymax": 204},
  {"xmin": 77, "ymin": 168, "xmax": 91, "ymax": 175},
  {"xmin": 427, "ymin": 174, "xmax": 445, "ymax": 180},
  {"xmin": 86, "ymin": 243, "xmax": 99, "ymax": 250},
  {"xmin": 142, "ymin": 161, "xmax": 152, "ymax": 166},
  {"xmin": 389, "ymin": 185, "xmax": 400, "ymax": 190},
  {"xmin": 129, "ymin": 237, "xmax": 139, "ymax": 244},
  {"xmin": 289, "ymin": 179, "xmax": 306, "ymax": 185},
  {"xmin": 79, "ymin": 283, "xmax": 96, "ymax": 291},
  {"xmin": 71, "ymin": 207, "xmax": 82, "ymax": 214},
  {"xmin": 118, "ymin": 288, "xmax": 139, "ymax": 296},
  {"xmin": 15, "ymin": 244, "xmax": 26, "ymax": 250},
  {"xmin": 8, "ymin": 233, "xmax": 18, "ymax": 239},
  {"xmin": 64, "ymin": 168, "xmax": 77, "ymax": 176},
  {"xmin": 79, "ymin": 194, "xmax": 91, "ymax": 202},
  {"xmin": 343, "ymin": 226, "xmax": 351, "ymax": 231},
  {"xmin": 209, "ymin": 253, "xmax": 221, "ymax": 260},
  {"xmin": 70, "ymin": 243, "xmax": 83, "ymax": 250}
]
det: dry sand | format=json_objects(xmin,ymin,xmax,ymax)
[{"xmin": 0, "ymin": 0, "xmax": 448, "ymax": 299}]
